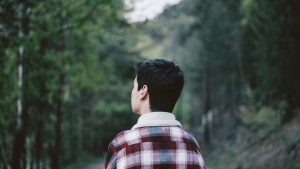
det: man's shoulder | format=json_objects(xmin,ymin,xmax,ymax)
[
  {"xmin": 110, "ymin": 126, "xmax": 199, "ymax": 151},
  {"xmin": 109, "ymin": 129, "xmax": 140, "ymax": 151}
]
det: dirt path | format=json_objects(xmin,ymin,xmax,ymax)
[
  {"xmin": 81, "ymin": 161, "xmax": 104, "ymax": 169},
  {"xmin": 68, "ymin": 160, "xmax": 105, "ymax": 169}
]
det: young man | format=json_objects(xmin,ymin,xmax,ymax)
[{"xmin": 105, "ymin": 59, "xmax": 206, "ymax": 169}]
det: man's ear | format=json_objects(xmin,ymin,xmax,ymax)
[{"xmin": 140, "ymin": 85, "xmax": 148, "ymax": 100}]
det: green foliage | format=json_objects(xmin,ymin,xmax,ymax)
[
  {"xmin": 133, "ymin": 0, "xmax": 300, "ymax": 168},
  {"xmin": 1, "ymin": 0, "xmax": 300, "ymax": 168},
  {"xmin": 238, "ymin": 85, "xmax": 288, "ymax": 134},
  {"xmin": 1, "ymin": 0, "xmax": 137, "ymax": 168},
  {"xmin": 240, "ymin": 0, "xmax": 300, "ymax": 121},
  {"xmin": 239, "ymin": 106, "xmax": 282, "ymax": 135}
]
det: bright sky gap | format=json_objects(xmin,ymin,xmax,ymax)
[{"xmin": 124, "ymin": 0, "xmax": 182, "ymax": 22}]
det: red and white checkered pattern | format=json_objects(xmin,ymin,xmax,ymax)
[{"xmin": 105, "ymin": 126, "xmax": 206, "ymax": 169}]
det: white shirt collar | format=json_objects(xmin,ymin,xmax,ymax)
[{"xmin": 131, "ymin": 112, "xmax": 182, "ymax": 130}]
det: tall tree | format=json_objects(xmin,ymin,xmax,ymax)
[
  {"xmin": 11, "ymin": 1, "xmax": 32, "ymax": 168},
  {"xmin": 241, "ymin": 0, "xmax": 300, "ymax": 123},
  {"xmin": 0, "ymin": 1, "xmax": 19, "ymax": 167},
  {"xmin": 1, "ymin": 0, "xmax": 138, "ymax": 168}
]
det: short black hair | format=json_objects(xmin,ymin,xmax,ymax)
[{"xmin": 134, "ymin": 59, "xmax": 184, "ymax": 112}]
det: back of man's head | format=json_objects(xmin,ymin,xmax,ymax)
[{"xmin": 135, "ymin": 59, "xmax": 184, "ymax": 112}]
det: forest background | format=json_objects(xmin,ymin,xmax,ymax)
[{"xmin": 1, "ymin": 0, "xmax": 300, "ymax": 169}]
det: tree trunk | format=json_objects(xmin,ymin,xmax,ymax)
[
  {"xmin": 51, "ymin": 75, "xmax": 64, "ymax": 169},
  {"xmin": 11, "ymin": 2, "xmax": 29, "ymax": 168},
  {"xmin": 35, "ymin": 93, "xmax": 45, "ymax": 169},
  {"xmin": 51, "ymin": 5, "xmax": 67, "ymax": 167},
  {"xmin": 11, "ymin": 106, "xmax": 29, "ymax": 169},
  {"xmin": 0, "ymin": 129, "xmax": 7, "ymax": 169},
  {"xmin": 203, "ymin": 56, "xmax": 211, "ymax": 144}
]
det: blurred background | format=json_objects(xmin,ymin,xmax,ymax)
[{"xmin": 1, "ymin": 0, "xmax": 300, "ymax": 168}]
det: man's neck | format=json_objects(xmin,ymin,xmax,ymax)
[
  {"xmin": 138, "ymin": 108, "xmax": 151, "ymax": 116},
  {"xmin": 136, "ymin": 99, "xmax": 151, "ymax": 115}
]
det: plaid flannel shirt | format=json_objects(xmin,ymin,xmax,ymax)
[{"xmin": 105, "ymin": 126, "xmax": 206, "ymax": 169}]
